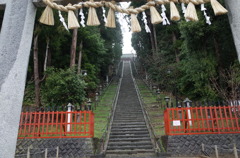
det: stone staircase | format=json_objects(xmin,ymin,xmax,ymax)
[{"xmin": 106, "ymin": 61, "xmax": 155, "ymax": 157}]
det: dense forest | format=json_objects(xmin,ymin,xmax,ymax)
[
  {"xmin": 23, "ymin": 8, "xmax": 122, "ymax": 107},
  {"xmin": 131, "ymin": 0, "xmax": 240, "ymax": 101},
  {"xmin": 23, "ymin": 0, "xmax": 240, "ymax": 107}
]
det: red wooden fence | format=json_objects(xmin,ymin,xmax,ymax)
[
  {"xmin": 18, "ymin": 111, "xmax": 94, "ymax": 139},
  {"xmin": 164, "ymin": 105, "xmax": 240, "ymax": 135}
]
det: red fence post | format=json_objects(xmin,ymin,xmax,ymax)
[{"xmin": 164, "ymin": 109, "xmax": 169, "ymax": 135}]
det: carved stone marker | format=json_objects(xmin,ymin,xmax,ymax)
[{"xmin": 0, "ymin": 0, "xmax": 36, "ymax": 157}]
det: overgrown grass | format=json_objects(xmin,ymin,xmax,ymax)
[
  {"xmin": 136, "ymin": 79, "xmax": 167, "ymax": 137},
  {"xmin": 94, "ymin": 83, "xmax": 118, "ymax": 138}
]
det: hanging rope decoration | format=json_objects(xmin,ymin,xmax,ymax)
[
  {"xmin": 169, "ymin": 0, "xmax": 180, "ymax": 21},
  {"xmin": 39, "ymin": 0, "xmax": 228, "ymax": 32},
  {"xmin": 105, "ymin": 2, "xmax": 116, "ymax": 28},
  {"xmin": 185, "ymin": 2, "xmax": 199, "ymax": 21},
  {"xmin": 67, "ymin": 4, "xmax": 80, "ymax": 29},
  {"xmin": 129, "ymin": 7, "xmax": 141, "ymax": 32}
]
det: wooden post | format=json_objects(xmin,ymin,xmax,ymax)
[
  {"xmin": 27, "ymin": 147, "xmax": 30, "ymax": 158},
  {"xmin": 56, "ymin": 146, "xmax": 59, "ymax": 158},
  {"xmin": 45, "ymin": 148, "xmax": 48, "ymax": 158},
  {"xmin": 234, "ymin": 143, "xmax": 239, "ymax": 158},
  {"xmin": 215, "ymin": 145, "xmax": 219, "ymax": 158}
]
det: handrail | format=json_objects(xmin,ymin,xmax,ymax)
[{"xmin": 130, "ymin": 61, "xmax": 162, "ymax": 154}]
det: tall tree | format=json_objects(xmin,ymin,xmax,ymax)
[
  {"xmin": 70, "ymin": 11, "xmax": 78, "ymax": 68},
  {"xmin": 33, "ymin": 33, "xmax": 41, "ymax": 107}
]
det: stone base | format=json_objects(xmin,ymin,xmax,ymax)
[
  {"xmin": 164, "ymin": 134, "xmax": 240, "ymax": 157},
  {"xmin": 15, "ymin": 138, "xmax": 94, "ymax": 158}
]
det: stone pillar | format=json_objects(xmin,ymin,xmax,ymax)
[
  {"xmin": 225, "ymin": 1, "xmax": 240, "ymax": 61},
  {"xmin": 0, "ymin": 0, "xmax": 36, "ymax": 157}
]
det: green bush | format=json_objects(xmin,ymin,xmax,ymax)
[{"xmin": 42, "ymin": 68, "xmax": 86, "ymax": 106}]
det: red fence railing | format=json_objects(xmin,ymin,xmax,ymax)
[
  {"xmin": 164, "ymin": 106, "xmax": 240, "ymax": 135},
  {"xmin": 18, "ymin": 111, "xmax": 94, "ymax": 139}
]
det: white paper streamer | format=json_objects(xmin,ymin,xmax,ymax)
[
  {"xmin": 181, "ymin": 3, "xmax": 186, "ymax": 14},
  {"xmin": 58, "ymin": 10, "xmax": 69, "ymax": 31},
  {"xmin": 79, "ymin": 8, "xmax": 86, "ymax": 27},
  {"xmin": 201, "ymin": 4, "xmax": 211, "ymax": 25},
  {"xmin": 181, "ymin": 3, "xmax": 190, "ymax": 22},
  {"xmin": 161, "ymin": 4, "xmax": 170, "ymax": 25},
  {"xmin": 102, "ymin": 6, "xmax": 107, "ymax": 24},
  {"xmin": 142, "ymin": 11, "xmax": 151, "ymax": 33}
]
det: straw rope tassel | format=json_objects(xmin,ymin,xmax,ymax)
[
  {"xmin": 149, "ymin": 1, "xmax": 163, "ymax": 24},
  {"xmin": 210, "ymin": 0, "xmax": 228, "ymax": 16},
  {"xmin": 105, "ymin": 3, "xmax": 116, "ymax": 28},
  {"xmin": 87, "ymin": 0, "xmax": 100, "ymax": 26},
  {"xmin": 131, "ymin": 13, "xmax": 141, "ymax": 33},
  {"xmin": 170, "ymin": 1, "xmax": 180, "ymax": 21},
  {"xmin": 39, "ymin": 1, "xmax": 54, "ymax": 26},
  {"xmin": 67, "ymin": 4, "xmax": 80, "ymax": 29},
  {"xmin": 185, "ymin": 2, "xmax": 199, "ymax": 21}
]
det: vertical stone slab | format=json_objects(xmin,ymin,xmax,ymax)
[
  {"xmin": 0, "ymin": 0, "xmax": 36, "ymax": 157},
  {"xmin": 225, "ymin": 1, "xmax": 240, "ymax": 61}
]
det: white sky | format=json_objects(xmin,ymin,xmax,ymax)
[{"xmin": 118, "ymin": 2, "xmax": 136, "ymax": 54}]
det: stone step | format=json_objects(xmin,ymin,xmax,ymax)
[
  {"xmin": 111, "ymin": 125, "xmax": 147, "ymax": 128},
  {"xmin": 107, "ymin": 145, "xmax": 153, "ymax": 150},
  {"xmin": 112, "ymin": 121, "xmax": 146, "ymax": 124},
  {"xmin": 113, "ymin": 119, "xmax": 145, "ymax": 122},
  {"xmin": 109, "ymin": 137, "xmax": 151, "ymax": 142},
  {"xmin": 108, "ymin": 141, "xmax": 152, "ymax": 146},
  {"xmin": 114, "ymin": 116, "xmax": 144, "ymax": 118},
  {"xmin": 111, "ymin": 128, "xmax": 148, "ymax": 132},
  {"xmin": 115, "ymin": 110, "xmax": 142, "ymax": 113},
  {"xmin": 110, "ymin": 130, "xmax": 149, "ymax": 135},
  {"xmin": 109, "ymin": 134, "xmax": 150, "ymax": 139},
  {"xmin": 106, "ymin": 149, "xmax": 155, "ymax": 155},
  {"xmin": 115, "ymin": 114, "xmax": 143, "ymax": 116}
]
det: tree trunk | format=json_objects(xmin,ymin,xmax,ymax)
[
  {"xmin": 153, "ymin": 25, "xmax": 158, "ymax": 55},
  {"xmin": 149, "ymin": 31, "xmax": 155, "ymax": 54},
  {"xmin": 77, "ymin": 41, "xmax": 83, "ymax": 74},
  {"xmin": 147, "ymin": 16, "xmax": 156, "ymax": 54},
  {"xmin": 44, "ymin": 38, "xmax": 49, "ymax": 71},
  {"xmin": 33, "ymin": 34, "xmax": 41, "ymax": 107},
  {"xmin": 47, "ymin": 49, "xmax": 51, "ymax": 67},
  {"xmin": 213, "ymin": 36, "xmax": 222, "ymax": 73},
  {"xmin": 172, "ymin": 32, "xmax": 180, "ymax": 63},
  {"xmin": 70, "ymin": 11, "xmax": 78, "ymax": 68}
]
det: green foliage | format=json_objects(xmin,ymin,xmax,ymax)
[
  {"xmin": 23, "ymin": 81, "xmax": 35, "ymax": 106},
  {"xmin": 41, "ymin": 68, "xmax": 86, "ymax": 106},
  {"xmin": 83, "ymin": 63, "xmax": 100, "ymax": 91},
  {"xmin": 132, "ymin": 1, "xmax": 238, "ymax": 101},
  {"xmin": 24, "ymin": 8, "xmax": 123, "ymax": 106}
]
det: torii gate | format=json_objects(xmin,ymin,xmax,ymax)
[{"xmin": 0, "ymin": 0, "xmax": 239, "ymax": 157}]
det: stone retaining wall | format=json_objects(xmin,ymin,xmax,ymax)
[
  {"xmin": 15, "ymin": 138, "xmax": 93, "ymax": 158},
  {"xmin": 165, "ymin": 134, "xmax": 240, "ymax": 157}
]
